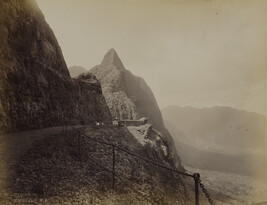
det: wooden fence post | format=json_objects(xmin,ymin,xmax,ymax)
[
  {"xmin": 193, "ymin": 173, "xmax": 200, "ymax": 205},
  {"xmin": 112, "ymin": 145, "xmax": 115, "ymax": 190}
]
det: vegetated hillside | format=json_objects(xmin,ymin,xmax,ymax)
[
  {"xmin": 68, "ymin": 66, "xmax": 87, "ymax": 78},
  {"xmin": 0, "ymin": 0, "xmax": 111, "ymax": 133},
  {"xmin": 162, "ymin": 106, "xmax": 266, "ymax": 176},
  {"xmin": 89, "ymin": 49, "xmax": 181, "ymax": 169},
  {"xmin": 6, "ymin": 125, "xmax": 196, "ymax": 205}
]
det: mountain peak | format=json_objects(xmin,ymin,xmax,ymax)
[
  {"xmin": 101, "ymin": 48, "xmax": 125, "ymax": 69},
  {"xmin": 107, "ymin": 48, "xmax": 117, "ymax": 54}
]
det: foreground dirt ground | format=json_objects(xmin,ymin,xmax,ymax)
[
  {"xmin": 0, "ymin": 127, "xmax": 64, "ymax": 191},
  {"xmin": 0, "ymin": 125, "xmax": 192, "ymax": 205}
]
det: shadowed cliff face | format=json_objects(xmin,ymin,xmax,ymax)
[
  {"xmin": 90, "ymin": 49, "xmax": 182, "ymax": 169},
  {"xmin": 0, "ymin": 0, "xmax": 112, "ymax": 133}
]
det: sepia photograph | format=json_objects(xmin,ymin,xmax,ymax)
[{"xmin": 0, "ymin": 0, "xmax": 266, "ymax": 204}]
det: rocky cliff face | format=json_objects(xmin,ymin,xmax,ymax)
[
  {"xmin": 90, "ymin": 49, "xmax": 182, "ymax": 168},
  {"xmin": 0, "ymin": 0, "xmax": 111, "ymax": 133},
  {"xmin": 91, "ymin": 49, "xmax": 164, "ymax": 129}
]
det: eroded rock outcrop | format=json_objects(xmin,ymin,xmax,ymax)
[
  {"xmin": 90, "ymin": 48, "xmax": 182, "ymax": 169},
  {"xmin": 0, "ymin": 0, "xmax": 111, "ymax": 133}
]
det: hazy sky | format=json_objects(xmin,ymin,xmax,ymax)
[{"xmin": 36, "ymin": 0, "xmax": 266, "ymax": 115}]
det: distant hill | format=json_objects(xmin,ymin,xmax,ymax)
[
  {"xmin": 162, "ymin": 105, "xmax": 265, "ymax": 152},
  {"xmin": 161, "ymin": 105, "xmax": 266, "ymax": 176},
  {"xmin": 68, "ymin": 66, "xmax": 87, "ymax": 78}
]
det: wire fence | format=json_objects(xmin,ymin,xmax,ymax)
[{"xmin": 63, "ymin": 123, "xmax": 215, "ymax": 205}]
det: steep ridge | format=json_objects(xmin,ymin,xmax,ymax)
[
  {"xmin": 91, "ymin": 49, "xmax": 164, "ymax": 129},
  {"xmin": 0, "ymin": 0, "xmax": 111, "ymax": 133},
  {"xmin": 90, "ymin": 49, "xmax": 182, "ymax": 169}
]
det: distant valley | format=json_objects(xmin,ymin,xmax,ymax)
[{"xmin": 161, "ymin": 105, "xmax": 266, "ymax": 177}]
